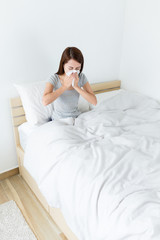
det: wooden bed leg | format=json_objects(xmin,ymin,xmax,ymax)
[{"xmin": 59, "ymin": 233, "xmax": 69, "ymax": 240}]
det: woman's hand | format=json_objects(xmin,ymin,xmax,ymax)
[
  {"xmin": 62, "ymin": 74, "xmax": 74, "ymax": 89},
  {"xmin": 72, "ymin": 72, "xmax": 79, "ymax": 88}
]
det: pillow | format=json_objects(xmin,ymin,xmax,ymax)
[
  {"xmin": 89, "ymin": 89, "xmax": 124, "ymax": 110},
  {"xmin": 14, "ymin": 81, "xmax": 90, "ymax": 125},
  {"xmin": 14, "ymin": 81, "xmax": 54, "ymax": 125},
  {"xmin": 78, "ymin": 95, "xmax": 90, "ymax": 113}
]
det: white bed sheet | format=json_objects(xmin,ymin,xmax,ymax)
[
  {"xmin": 18, "ymin": 89, "xmax": 123, "ymax": 150},
  {"xmin": 18, "ymin": 122, "xmax": 39, "ymax": 150},
  {"xmin": 23, "ymin": 89, "xmax": 160, "ymax": 240}
]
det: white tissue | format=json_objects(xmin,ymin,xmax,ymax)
[
  {"xmin": 66, "ymin": 70, "xmax": 79, "ymax": 88},
  {"xmin": 66, "ymin": 70, "xmax": 80, "ymax": 76},
  {"xmin": 72, "ymin": 78, "xmax": 75, "ymax": 87}
]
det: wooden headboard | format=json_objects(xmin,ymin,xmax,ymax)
[{"xmin": 10, "ymin": 80, "xmax": 121, "ymax": 149}]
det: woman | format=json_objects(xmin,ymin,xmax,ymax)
[{"xmin": 42, "ymin": 46, "xmax": 97, "ymax": 120}]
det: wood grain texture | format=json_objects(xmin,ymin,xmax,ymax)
[
  {"xmin": 0, "ymin": 175, "xmax": 66, "ymax": 240},
  {"xmin": 0, "ymin": 168, "xmax": 19, "ymax": 181},
  {"xmin": 91, "ymin": 80, "xmax": 121, "ymax": 93}
]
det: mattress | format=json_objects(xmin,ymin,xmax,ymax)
[
  {"xmin": 18, "ymin": 122, "xmax": 39, "ymax": 150},
  {"xmin": 23, "ymin": 89, "xmax": 160, "ymax": 240}
]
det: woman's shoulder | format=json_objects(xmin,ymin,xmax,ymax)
[
  {"xmin": 48, "ymin": 73, "xmax": 59, "ymax": 85},
  {"xmin": 52, "ymin": 73, "xmax": 59, "ymax": 80},
  {"xmin": 79, "ymin": 72, "xmax": 88, "ymax": 87},
  {"xmin": 79, "ymin": 72, "xmax": 88, "ymax": 80},
  {"xmin": 79, "ymin": 72, "xmax": 86, "ymax": 78}
]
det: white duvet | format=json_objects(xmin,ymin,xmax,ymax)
[{"xmin": 24, "ymin": 90, "xmax": 160, "ymax": 240}]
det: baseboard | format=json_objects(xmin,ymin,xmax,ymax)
[{"xmin": 0, "ymin": 167, "xmax": 19, "ymax": 181}]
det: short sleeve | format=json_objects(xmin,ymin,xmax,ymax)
[
  {"xmin": 79, "ymin": 73, "xmax": 88, "ymax": 87},
  {"xmin": 48, "ymin": 74, "xmax": 58, "ymax": 87}
]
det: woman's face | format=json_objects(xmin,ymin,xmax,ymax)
[{"xmin": 64, "ymin": 59, "xmax": 81, "ymax": 75}]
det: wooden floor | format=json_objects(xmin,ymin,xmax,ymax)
[{"xmin": 0, "ymin": 174, "xmax": 67, "ymax": 240}]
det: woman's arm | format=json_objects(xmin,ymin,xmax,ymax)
[
  {"xmin": 42, "ymin": 83, "xmax": 66, "ymax": 106},
  {"xmin": 74, "ymin": 82, "xmax": 97, "ymax": 106},
  {"xmin": 43, "ymin": 74, "xmax": 76, "ymax": 106}
]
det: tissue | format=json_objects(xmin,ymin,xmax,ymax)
[
  {"xmin": 72, "ymin": 78, "xmax": 75, "ymax": 87},
  {"xmin": 66, "ymin": 70, "xmax": 80, "ymax": 87},
  {"xmin": 66, "ymin": 70, "xmax": 80, "ymax": 76}
]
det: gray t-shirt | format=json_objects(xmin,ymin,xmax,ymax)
[{"xmin": 48, "ymin": 72, "xmax": 88, "ymax": 120}]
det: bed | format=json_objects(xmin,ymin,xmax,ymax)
[
  {"xmin": 10, "ymin": 80, "xmax": 160, "ymax": 240},
  {"xmin": 10, "ymin": 80, "xmax": 121, "ymax": 240}
]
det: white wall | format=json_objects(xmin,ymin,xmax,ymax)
[
  {"xmin": 0, "ymin": 0, "xmax": 125, "ymax": 173},
  {"xmin": 119, "ymin": 0, "xmax": 160, "ymax": 101}
]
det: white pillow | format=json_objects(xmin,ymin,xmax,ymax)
[
  {"xmin": 14, "ymin": 81, "xmax": 54, "ymax": 125},
  {"xmin": 89, "ymin": 89, "xmax": 124, "ymax": 110},
  {"xmin": 78, "ymin": 95, "xmax": 90, "ymax": 113}
]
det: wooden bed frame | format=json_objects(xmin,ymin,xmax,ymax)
[{"xmin": 10, "ymin": 80, "xmax": 121, "ymax": 240}]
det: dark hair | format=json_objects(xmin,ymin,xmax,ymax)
[{"xmin": 56, "ymin": 47, "xmax": 84, "ymax": 75}]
